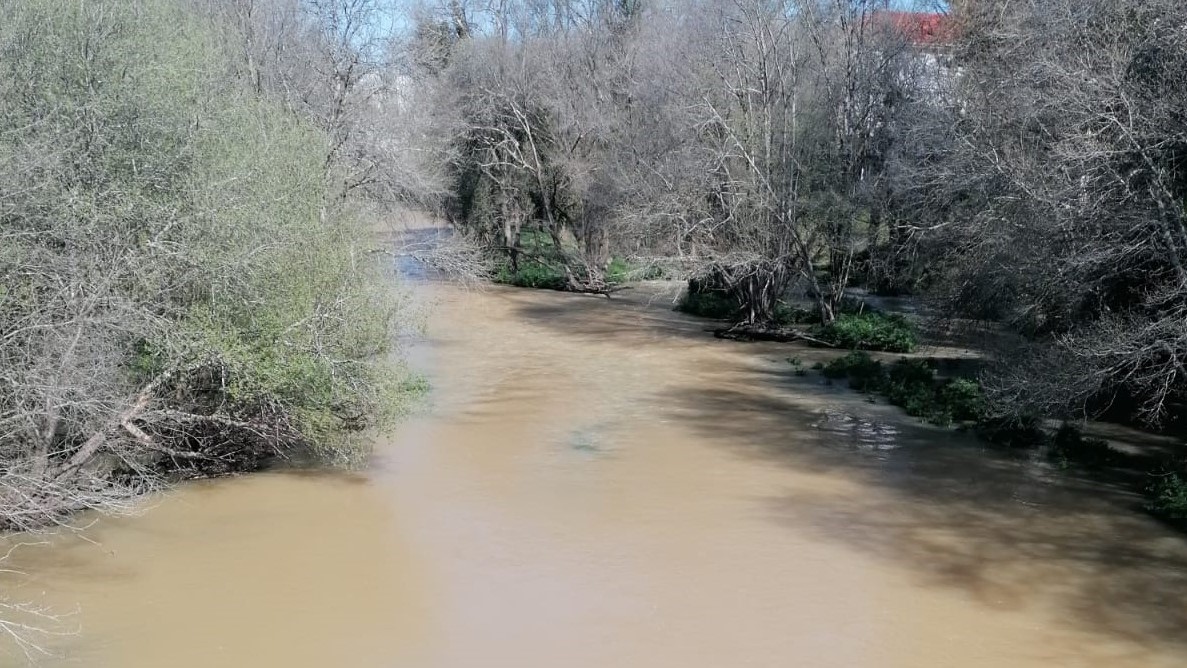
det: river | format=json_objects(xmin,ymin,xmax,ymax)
[{"xmin": 4, "ymin": 280, "xmax": 1187, "ymax": 666}]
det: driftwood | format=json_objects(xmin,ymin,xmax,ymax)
[
  {"xmin": 713, "ymin": 324, "xmax": 836, "ymax": 347},
  {"xmin": 49, "ymin": 369, "xmax": 177, "ymax": 482},
  {"xmin": 566, "ymin": 281, "xmax": 631, "ymax": 299}
]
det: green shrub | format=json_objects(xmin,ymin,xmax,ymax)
[
  {"xmin": 773, "ymin": 303, "xmax": 818, "ymax": 326},
  {"xmin": 815, "ymin": 313, "xmax": 917, "ymax": 353},
  {"xmin": 821, "ymin": 353, "xmax": 987, "ymax": 427},
  {"xmin": 1148, "ymin": 472, "xmax": 1187, "ymax": 520},
  {"xmin": 884, "ymin": 359, "xmax": 937, "ymax": 417},
  {"xmin": 605, "ymin": 257, "xmax": 631, "ymax": 283},
  {"xmin": 1050, "ymin": 424, "xmax": 1120, "ymax": 468},
  {"xmin": 494, "ymin": 261, "xmax": 568, "ymax": 290},
  {"xmin": 677, "ymin": 291, "xmax": 740, "ymax": 319},
  {"xmin": 773, "ymin": 298, "xmax": 873, "ymax": 328},
  {"xmin": 605, "ymin": 257, "xmax": 663, "ymax": 282},
  {"xmin": 938, "ymin": 378, "xmax": 988, "ymax": 422},
  {"xmin": 822, "ymin": 352, "xmax": 886, "ymax": 392},
  {"xmin": 974, "ymin": 416, "xmax": 1048, "ymax": 448}
]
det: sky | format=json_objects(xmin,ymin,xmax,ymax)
[
  {"xmin": 379, "ymin": 0, "xmax": 953, "ymax": 43},
  {"xmin": 887, "ymin": 0, "xmax": 949, "ymax": 10}
]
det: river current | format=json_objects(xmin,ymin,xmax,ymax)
[{"xmin": 4, "ymin": 280, "xmax": 1187, "ymax": 666}]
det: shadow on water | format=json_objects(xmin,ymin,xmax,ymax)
[
  {"xmin": 506, "ymin": 284, "xmax": 771, "ymax": 348},
  {"xmin": 678, "ymin": 374, "xmax": 1187, "ymax": 653},
  {"xmin": 510, "ymin": 287, "xmax": 1187, "ymax": 655}
]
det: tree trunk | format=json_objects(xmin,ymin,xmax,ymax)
[{"xmin": 734, "ymin": 262, "xmax": 791, "ymax": 326}]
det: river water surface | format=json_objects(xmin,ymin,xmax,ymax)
[{"xmin": 6, "ymin": 281, "xmax": 1187, "ymax": 667}]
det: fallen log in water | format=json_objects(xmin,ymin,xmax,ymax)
[{"xmin": 713, "ymin": 324, "xmax": 836, "ymax": 347}]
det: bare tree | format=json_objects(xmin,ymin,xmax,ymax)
[
  {"xmin": 894, "ymin": 0, "xmax": 1187, "ymax": 425},
  {"xmin": 421, "ymin": 0, "xmax": 644, "ymax": 291},
  {"xmin": 603, "ymin": 0, "xmax": 916, "ymax": 324}
]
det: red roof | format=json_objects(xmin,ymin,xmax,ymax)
[{"xmin": 870, "ymin": 11, "xmax": 955, "ymax": 47}]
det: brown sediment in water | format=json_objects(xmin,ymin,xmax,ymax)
[{"xmin": 4, "ymin": 282, "xmax": 1187, "ymax": 667}]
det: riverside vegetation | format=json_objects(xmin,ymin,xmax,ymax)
[
  {"xmin": 402, "ymin": 0, "xmax": 1187, "ymax": 521},
  {"xmin": 4, "ymin": 0, "xmax": 1187, "ymax": 654},
  {"xmin": 0, "ymin": 0, "xmax": 428, "ymax": 538}
]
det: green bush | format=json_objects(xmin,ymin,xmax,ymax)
[
  {"xmin": 494, "ymin": 261, "xmax": 568, "ymax": 290},
  {"xmin": 821, "ymin": 353, "xmax": 986, "ymax": 427},
  {"xmin": 822, "ymin": 352, "xmax": 886, "ymax": 392},
  {"xmin": 884, "ymin": 359, "xmax": 937, "ymax": 418},
  {"xmin": 938, "ymin": 378, "xmax": 988, "ymax": 422},
  {"xmin": 773, "ymin": 298, "xmax": 873, "ymax": 328},
  {"xmin": 773, "ymin": 303, "xmax": 819, "ymax": 326},
  {"xmin": 1050, "ymin": 424, "xmax": 1120, "ymax": 468},
  {"xmin": 815, "ymin": 313, "xmax": 917, "ymax": 353},
  {"xmin": 974, "ymin": 416, "xmax": 1048, "ymax": 448},
  {"xmin": 605, "ymin": 257, "xmax": 664, "ymax": 283},
  {"xmin": 677, "ymin": 291, "xmax": 740, "ymax": 319},
  {"xmin": 1148, "ymin": 472, "xmax": 1187, "ymax": 520},
  {"xmin": 606, "ymin": 257, "xmax": 631, "ymax": 283}
]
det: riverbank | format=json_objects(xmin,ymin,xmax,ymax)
[{"xmin": 577, "ymin": 273, "xmax": 1185, "ymax": 527}]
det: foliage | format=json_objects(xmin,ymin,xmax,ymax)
[
  {"xmin": 0, "ymin": 0, "xmax": 411, "ymax": 530},
  {"xmin": 821, "ymin": 353, "xmax": 986, "ymax": 426},
  {"xmin": 606, "ymin": 257, "xmax": 664, "ymax": 283},
  {"xmin": 677, "ymin": 291, "xmax": 741, "ymax": 320},
  {"xmin": 494, "ymin": 261, "xmax": 569, "ymax": 290},
  {"xmin": 773, "ymin": 304, "xmax": 819, "ymax": 326},
  {"xmin": 883, "ymin": 359, "xmax": 940, "ymax": 420},
  {"xmin": 938, "ymin": 379, "xmax": 989, "ymax": 423},
  {"xmin": 814, "ymin": 313, "xmax": 917, "ymax": 353},
  {"xmin": 822, "ymin": 352, "xmax": 886, "ymax": 392},
  {"xmin": 1148, "ymin": 471, "xmax": 1187, "ymax": 521},
  {"xmin": 1049, "ymin": 424, "xmax": 1122, "ymax": 469},
  {"xmin": 774, "ymin": 297, "xmax": 873, "ymax": 327},
  {"xmin": 606, "ymin": 258, "xmax": 632, "ymax": 283},
  {"xmin": 973, "ymin": 417, "xmax": 1049, "ymax": 449}
]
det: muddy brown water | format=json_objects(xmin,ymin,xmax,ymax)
[{"xmin": 5, "ymin": 282, "xmax": 1187, "ymax": 667}]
